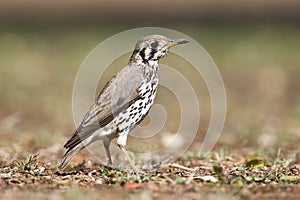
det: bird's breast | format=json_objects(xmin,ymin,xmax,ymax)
[{"xmin": 114, "ymin": 80, "xmax": 158, "ymax": 133}]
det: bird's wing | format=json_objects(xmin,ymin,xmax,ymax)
[{"xmin": 64, "ymin": 65, "xmax": 144, "ymax": 149}]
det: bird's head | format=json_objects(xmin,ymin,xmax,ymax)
[{"xmin": 130, "ymin": 34, "xmax": 189, "ymax": 65}]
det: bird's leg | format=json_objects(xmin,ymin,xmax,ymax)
[
  {"xmin": 103, "ymin": 138, "xmax": 112, "ymax": 165},
  {"xmin": 118, "ymin": 145, "xmax": 140, "ymax": 172},
  {"xmin": 117, "ymin": 133, "xmax": 141, "ymax": 172}
]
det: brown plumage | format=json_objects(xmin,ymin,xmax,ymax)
[{"xmin": 59, "ymin": 34, "xmax": 189, "ymax": 171}]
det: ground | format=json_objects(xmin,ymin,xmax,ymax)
[
  {"xmin": 0, "ymin": 24, "xmax": 299, "ymax": 199},
  {"xmin": 0, "ymin": 149, "xmax": 300, "ymax": 199}
]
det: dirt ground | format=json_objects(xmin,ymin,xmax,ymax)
[
  {"xmin": 0, "ymin": 149, "xmax": 300, "ymax": 200},
  {"xmin": 0, "ymin": 24, "xmax": 300, "ymax": 199}
]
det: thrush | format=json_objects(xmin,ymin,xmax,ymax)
[{"xmin": 59, "ymin": 34, "xmax": 189, "ymax": 171}]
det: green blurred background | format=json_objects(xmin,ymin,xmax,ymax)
[{"xmin": 0, "ymin": 0, "xmax": 300, "ymax": 163}]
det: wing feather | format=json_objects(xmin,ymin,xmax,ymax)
[{"xmin": 63, "ymin": 65, "xmax": 144, "ymax": 150}]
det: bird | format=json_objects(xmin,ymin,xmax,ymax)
[{"xmin": 59, "ymin": 34, "xmax": 189, "ymax": 171}]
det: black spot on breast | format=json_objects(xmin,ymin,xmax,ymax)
[{"xmin": 118, "ymin": 118, "xmax": 126, "ymax": 125}]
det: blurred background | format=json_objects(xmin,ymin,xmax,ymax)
[{"xmin": 0, "ymin": 0, "xmax": 300, "ymax": 164}]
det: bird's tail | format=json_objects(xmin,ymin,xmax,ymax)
[{"xmin": 58, "ymin": 144, "xmax": 83, "ymax": 169}]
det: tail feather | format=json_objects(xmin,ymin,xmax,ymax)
[
  {"xmin": 59, "ymin": 135, "xmax": 97, "ymax": 169},
  {"xmin": 59, "ymin": 145, "xmax": 83, "ymax": 169},
  {"xmin": 63, "ymin": 125, "xmax": 99, "ymax": 150}
]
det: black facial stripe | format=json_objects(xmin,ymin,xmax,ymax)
[
  {"xmin": 139, "ymin": 47, "xmax": 148, "ymax": 63},
  {"xmin": 148, "ymin": 49, "xmax": 157, "ymax": 60},
  {"xmin": 130, "ymin": 49, "xmax": 139, "ymax": 61},
  {"xmin": 132, "ymin": 49, "xmax": 139, "ymax": 55}
]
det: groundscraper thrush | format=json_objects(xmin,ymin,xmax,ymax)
[{"xmin": 59, "ymin": 34, "xmax": 189, "ymax": 171}]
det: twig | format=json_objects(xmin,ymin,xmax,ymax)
[{"xmin": 169, "ymin": 163, "xmax": 197, "ymax": 172}]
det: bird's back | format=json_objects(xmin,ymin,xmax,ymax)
[{"xmin": 63, "ymin": 63, "xmax": 158, "ymax": 149}]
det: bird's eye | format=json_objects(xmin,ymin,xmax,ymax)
[{"xmin": 151, "ymin": 41, "xmax": 159, "ymax": 49}]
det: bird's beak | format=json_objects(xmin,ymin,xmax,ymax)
[{"xmin": 168, "ymin": 38, "xmax": 189, "ymax": 48}]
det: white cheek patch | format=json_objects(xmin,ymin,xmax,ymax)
[
  {"xmin": 144, "ymin": 48, "xmax": 152, "ymax": 59},
  {"xmin": 155, "ymin": 47, "xmax": 168, "ymax": 59}
]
